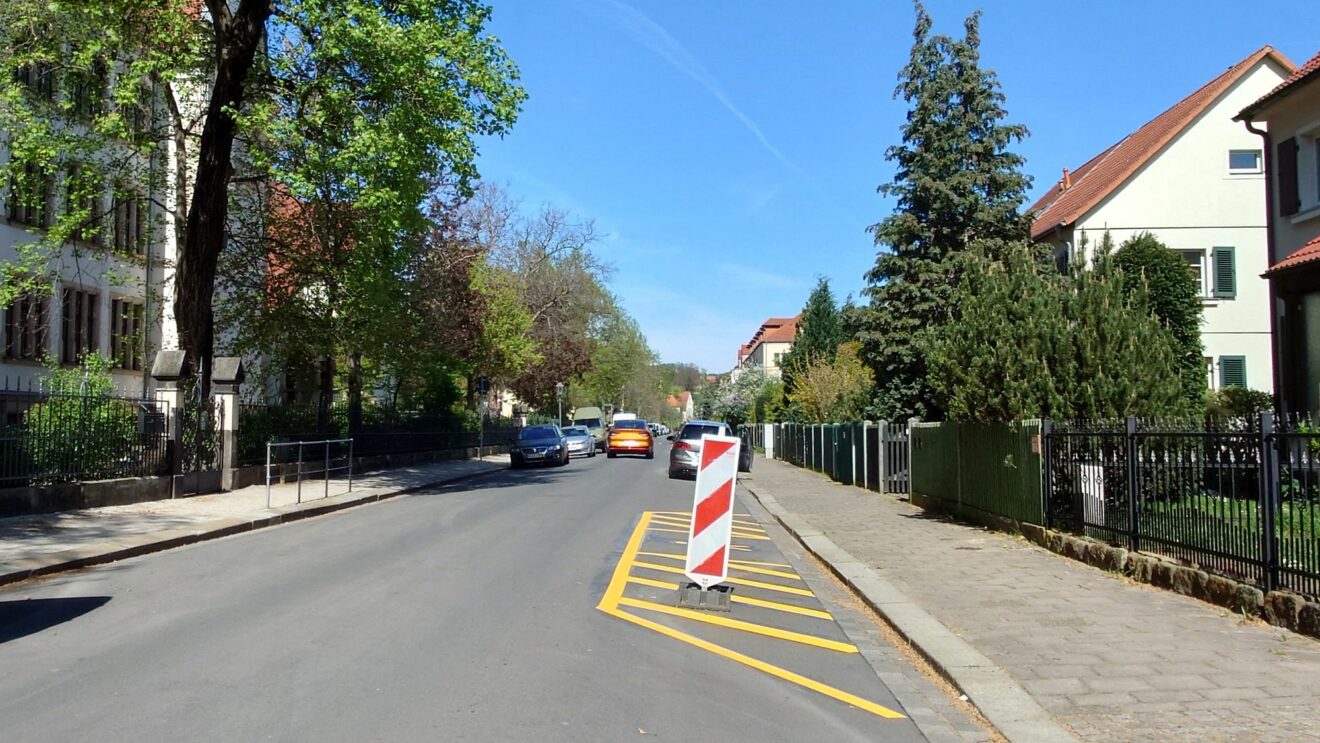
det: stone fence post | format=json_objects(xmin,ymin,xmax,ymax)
[{"xmin": 212, "ymin": 357, "xmax": 244, "ymax": 491}]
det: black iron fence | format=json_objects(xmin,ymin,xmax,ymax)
[
  {"xmin": 1045, "ymin": 415, "xmax": 1320, "ymax": 598},
  {"xmin": 238, "ymin": 401, "xmax": 518, "ymax": 465},
  {"xmin": 0, "ymin": 390, "xmax": 169, "ymax": 487}
]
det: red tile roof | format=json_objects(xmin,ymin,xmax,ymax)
[
  {"xmin": 743, "ymin": 315, "xmax": 799, "ymax": 357},
  {"xmin": 1239, "ymin": 49, "xmax": 1320, "ymax": 119},
  {"xmin": 1265, "ymin": 235, "xmax": 1320, "ymax": 277},
  {"xmin": 1030, "ymin": 46, "xmax": 1295, "ymax": 241}
]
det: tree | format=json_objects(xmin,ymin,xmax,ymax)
[
  {"xmin": 788, "ymin": 342, "xmax": 874, "ymax": 423},
  {"xmin": 0, "ymin": 0, "xmax": 526, "ymax": 389},
  {"xmin": 1112, "ymin": 232, "xmax": 1205, "ymax": 404},
  {"xmin": 854, "ymin": 3, "xmax": 1033, "ymax": 420},
  {"xmin": 926, "ymin": 239, "xmax": 1192, "ymax": 422},
  {"xmin": 780, "ymin": 277, "xmax": 846, "ymax": 393}
]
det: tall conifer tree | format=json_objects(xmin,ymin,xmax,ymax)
[
  {"xmin": 856, "ymin": 4, "xmax": 1032, "ymax": 419},
  {"xmin": 781, "ymin": 278, "xmax": 846, "ymax": 393}
]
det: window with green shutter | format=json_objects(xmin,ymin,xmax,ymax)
[
  {"xmin": 1219, "ymin": 356, "xmax": 1247, "ymax": 389},
  {"xmin": 1212, "ymin": 247, "xmax": 1236, "ymax": 299}
]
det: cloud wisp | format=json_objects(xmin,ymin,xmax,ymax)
[{"xmin": 586, "ymin": 0, "xmax": 867, "ymax": 227}]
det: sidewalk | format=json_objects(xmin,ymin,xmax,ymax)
[
  {"xmin": 743, "ymin": 457, "xmax": 1320, "ymax": 743},
  {"xmin": 0, "ymin": 455, "xmax": 509, "ymax": 586}
]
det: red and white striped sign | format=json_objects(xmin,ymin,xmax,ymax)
[{"xmin": 685, "ymin": 434, "xmax": 741, "ymax": 589}]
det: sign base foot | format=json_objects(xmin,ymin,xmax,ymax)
[{"xmin": 676, "ymin": 582, "xmax": 733, "ymax": 612}]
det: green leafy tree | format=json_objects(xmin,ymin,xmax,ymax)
[
  {"xmin": 927, "ymin": 240, "xmax": 1192, "ymax": 422},
  {"xmin": 788, "ymin": 342, "xmax": 875, "ymax": 423},
  {"xmin": 0, "ymin": 0, "xmax": 526, "ymax": 389},
  {"xmin": 781, "ymin": 277, "xmax": 846, "ymax": 393},
  {"xmin": 854, "ymin": 3, "xmax": 1033, "ymax": 420},
  {"xmin": 1112, "ymin": 232, "xmax": 1205, "ymax": 404}
]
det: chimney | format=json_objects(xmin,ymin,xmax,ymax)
[{"xmin": 1060, "ymin": 167, "xmax": 1073, "ymax": 191}]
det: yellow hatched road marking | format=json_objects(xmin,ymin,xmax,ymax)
[
  {"xmin": 651, "ymin": 515, "xmax": 765, "ymax": 533},
  {"xmin": 598, "ymin": 512, "xmax": 905, "ymax": 720},
  {"xmin": 674, "ymin": 540, "xmax": 752, "ymax": 553},
  {"xmin": 637, "ymin": 551, "xmax": 801, "ymax": 581},
  {"xmin": 616, "ymin": 597, "xmax": 857, "ymax": 653},
  {"xmin": 625, "ymin": 576, "xmax": 834, "ymax": 620},
  {"xmin": 632, "ymin": 561, "xmax": 815, "ymax": 597},
  {"xmin": 648, "ymin": 525, "xmax": 771, "ymax": 542}
]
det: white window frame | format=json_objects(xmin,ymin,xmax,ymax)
[
  {"xmin": 1227, "ymin": 149, "xmax": 1262, "ymax": 174},
  {"xmin": 1179, "ymin": 249, "xmax": 1210, "ymax": 297}
]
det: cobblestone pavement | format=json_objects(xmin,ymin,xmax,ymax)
[{"xmin": 747, "ymin": 457, "xmax": 1320, "ymax": 743}]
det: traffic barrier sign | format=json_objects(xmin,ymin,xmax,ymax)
[{"xmin": 685, "ymin": 434, "xmax": 741, "ymax": 589}]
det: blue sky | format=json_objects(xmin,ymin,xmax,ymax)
[{"xmin": 473, "ymin": 0, "xmax": 1319, "ymax": 372}]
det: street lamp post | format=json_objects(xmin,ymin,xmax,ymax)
[{"xmin": 555, "ymin": 381, "xmax": 565, "ymax": 424}]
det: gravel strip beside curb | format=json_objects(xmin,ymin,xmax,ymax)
[
  {"xmin": 744, "ymin": 480, "xmax": 1078, "ymax": 743},
  {"xmin": 0, "ymin": 462, "xmax": 505, "ymax": 588}
]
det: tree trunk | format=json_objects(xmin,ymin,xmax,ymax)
[{"xmin": 174, "ymin": 0, "xmax": 271, "ymax": 394}]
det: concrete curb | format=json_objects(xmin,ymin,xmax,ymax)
[
  {"xmin": 744, "ymin": 480, "xmax": 1078, "ymax": 743},
  {"xmin": 0, "ymin": 461, "xmax": 506, "ymax": 588}
]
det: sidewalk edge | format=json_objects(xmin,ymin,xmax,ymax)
[
  {"xmin": 0, "ymin": 461, "xmax": 505, "ymax": 588},
  {"xmin": 744, "ymin": 478, "xmax": 1078, "ymax": 743}
]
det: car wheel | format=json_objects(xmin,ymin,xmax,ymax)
[
  {"xmin": 510, "ymin": 458, "xmax": 523, "ymax": 470},
  {"xmin": 645, "ymin": 449, "xmax": 654, "ymax": 459},
  {"xmin": 668, "ymin": 468, "xmax": 679, "ymax": 479},
  {"xmin": 607, "ymin": 451, "xmax": 617, "ymax": 459}
]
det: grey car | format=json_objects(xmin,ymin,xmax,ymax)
[
  {"xmin": 561, "ymin": 425, "xmax": 597, "ymax": 458},
  {"xmin": 509, "ymin": 425, "xmax": 569, "ymax": 469},
  {"xmin": 667, "ymin": 420, "xmax": 753, "ymax": 479}
]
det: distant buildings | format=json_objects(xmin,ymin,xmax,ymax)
[{"xmin": 735, "ymin": 315, "xmax": 799, "ymax": 380}]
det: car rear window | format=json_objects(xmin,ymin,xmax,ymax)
[
  {"xmin": 613, "ymin": 420, "xmax": 648, "ymax": 429},
  {"xmin": 679, "ymin": 424, "xmax": 724, "ymax": 440}
]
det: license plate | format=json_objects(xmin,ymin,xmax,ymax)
[{"xmin": 525, "ymin": 451, "xmax": 544, "ymax": 459}]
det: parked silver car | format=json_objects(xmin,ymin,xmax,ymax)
[
  {"xmin": 562, "ymin": 425, "xmax": 598, "ymax": 458},
  {"xmin": 667, "ymin": 420, "xmax": 753, "ymax": 479}
]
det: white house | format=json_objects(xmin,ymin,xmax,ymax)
[
  {"xmin": 1029, "ymin": 46, "xmax": 1296, "ymax": 394},
  {"xmin": 1236, "ymin": 48, "xmax": 1320, "ymax": 415},
  {"xmin": 736, "ymin": 315, "xmax": 799, "ymax": 380}
]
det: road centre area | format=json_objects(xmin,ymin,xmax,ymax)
[{"xmin": 597, "ymin": 509, "xmax": 911, "ymax": 726}]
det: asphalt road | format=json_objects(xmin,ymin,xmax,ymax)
[{"xmin": 0, "ymin": 444, "xmax": 972, "ymax": 742}]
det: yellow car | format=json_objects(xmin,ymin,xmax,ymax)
[{"xmin": 606, "ymin": 419, "xmax": 654, "ymax": 459}]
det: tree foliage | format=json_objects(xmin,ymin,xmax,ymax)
[
  {"xmin": 0, "ymin": 0, "xmax": 526, "ymax": 388},
  {"xmin": 926, "ymin": 240, "xmax": 1193, "ymax": 422},
  {"xmin": 787, "ymin": 341, "xmax": 874, "ymax": 423},
  {"xmin": 780, "ymin": 277, "xmax": 846, "ymax": 393},
  {"xmin": 854, "ymin": 3, "xmax": 1033, "ymax": 420},
  {"xmin": 1111, "ymin": 232, "xmax": 1205, "ymax": 404}
]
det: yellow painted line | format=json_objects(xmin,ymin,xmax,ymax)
[
  {"xmin": 616, "ymin": 596, "xmax": 857, "ymax": 653},
  {"xmin": 731, "ymin": 558, "xmax": 795, "ymax": 569},
  {"xmin": 651, "ymin": 514, "xmax": 765, "ymax": 533},
  {"xmin": 637, "ymin": 551, "xmax": 801, "ymax": 581},
  {"xmin": 632, "ymin": 561, "xmax": 815, "ymax": 597},
  {"xmin": 651, "ymin": 524, "xmax": 769, "ymax": 541},
  {"xmin": 674, "ymin": 540, "xmax": 752, "ymax": 553},
  {"xmin": 601, "ymin": 512, "xmax": 903, "ymax": 719},
  {"xmin": 625, "ymin": 577, "xmax": 835, "ymax": 620}
]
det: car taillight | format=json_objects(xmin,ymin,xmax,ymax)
[{"xmin": 673, "ymin": 441, "xmax": 691, "ymax": 451}]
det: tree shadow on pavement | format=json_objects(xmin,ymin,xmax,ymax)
[{"xmin": 0, "ymin": 596, "xmax": 110, "ymax": 644}]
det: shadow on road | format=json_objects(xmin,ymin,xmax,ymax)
[{"xmin": 0, "ymin": 596, "xmax": 111, "ymax": 644}]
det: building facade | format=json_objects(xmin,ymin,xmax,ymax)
[
  {"xmin": 1237, "ymin": 49, "xmax": 1320, "ymax": 415},
  {"xmin": 736, "ymin": 316, "xmax": 798, "ymax": 380},
  {"xmin": 1029, "ymin": 47, "xmax": 1295, "ymax": 394}
]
